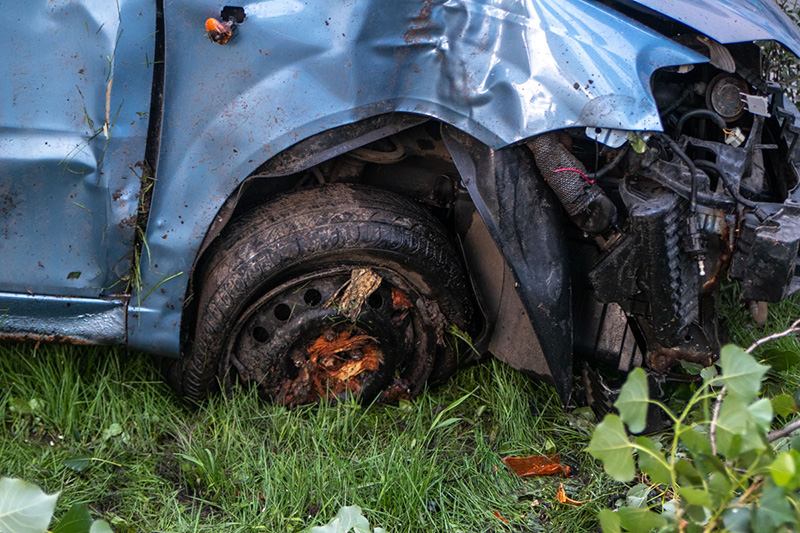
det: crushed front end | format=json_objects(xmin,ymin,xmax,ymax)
[{"xmin": 534, "ymin": 38, "xmax": 800, "ymax": 408}]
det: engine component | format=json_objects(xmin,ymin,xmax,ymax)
[
  {"xmin": 730, "ymin": 206, "xmax": 800, "ymax": 302},
  {"xmin": 588, "ymin": 180, "xmax": 699, "ymax": 347},
  {"xmin": 528, "ymin": 133, "xmax": 617, "ymax": 234},
  {"xmin": 706, "ymin": 73, "xmax": 748, "ymax": 121}
]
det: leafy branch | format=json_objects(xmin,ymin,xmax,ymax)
[{"xmin": 587, "ymin": 327, "xmax": 800, "ymax": 532}]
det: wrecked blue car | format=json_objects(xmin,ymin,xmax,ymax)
[{"xmin": 3, "ymin": 0, "xmax": 800, "ymax": 406}]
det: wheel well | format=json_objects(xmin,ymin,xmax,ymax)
[{"xmin": 180, "ymin": 115, "xmax": 479, "ymax": 350}]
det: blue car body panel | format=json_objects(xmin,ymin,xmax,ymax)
[
  {"xmin": 0, "ymin": 0, "xmax": 154, "ymax": 302},
  {"xmin": 128, "ymin": 0, "xmax": 707, "ymax": 355},
  {"xmin": 630, "ymin": 0, "xmax": 800, "ymax": 57},
  {"xmin": 4, "ymin": 0, "xmax": 800, "ymax": 362}
]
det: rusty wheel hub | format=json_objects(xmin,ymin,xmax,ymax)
[{"xmin": 228, "ymin": 269, "xmax": 427, "ymax": 407}]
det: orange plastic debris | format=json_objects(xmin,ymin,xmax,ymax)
[
  {"xmin": 391, "ymin": 286, "xmax": 413, "ymax": 310},
  {"xmin": 493, "ymin": 510, "xmax": 509, "ymax": 524},
  {"xmin": 502, "ymin": 454, "xmax": 571, "ymax": 478},
  {"xmin": 327, "ymin": 344, "xmax": 383, "ymax": 381},
  {"xmin": 205, "ymin": 18, "xmax": 233, "ymax": 44},
  {"xmin": 307, "ymin": 331, "xmax": 377, "ymax": 359},
  {"xmin": 556, "ymin": 483, "xmax": 586, "ymax": 506}
]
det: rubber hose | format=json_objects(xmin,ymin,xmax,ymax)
[{"xmin": 528, "ymin": 133, "xmax": 617, "ymax": 234}]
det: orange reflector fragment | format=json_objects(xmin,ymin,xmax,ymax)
[
  {"xmin": 205, "ymin": 18, "xmax": 233, "ymax": 44},
  {"xmin": 556, "ymin": 483, "xmax": 586, "ymax": 506},
  {"xmin": 502, "ymin": 454, "xmax": 571, "ymax": 478},
  {"xmin": 493, "ymin": 510, "xmax": 509, "ymax": 524}
]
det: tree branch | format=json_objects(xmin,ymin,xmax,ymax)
[
  {"xmin": 746, "ymin": 317, "xmax": 800, "ymax": 353},
  {"xmin": 709, "ymin": 385, "xmax": 726, "ymax": 456},
  {"xmin": 768, "ymin": 418, "xmax": 800, "ymax": 442}
]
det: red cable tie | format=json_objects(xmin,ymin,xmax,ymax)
[{"xmin": 554, "ymin": 168, "xmax": 594, "ymax": 184}]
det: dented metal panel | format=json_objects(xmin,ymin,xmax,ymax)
[
  {"xmin": 0, "ymin": 0, "xmax": 154, "ymax": 301},
  {"xmin": 129, "ymin": 0, "xmax": 707, "ymax": 354}
]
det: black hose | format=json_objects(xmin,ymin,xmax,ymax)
[
  {"xmin": 661, "ymin": 87, "xmax": 692, "ymax": 119},
  {"xmin": 693, "ymin": 160, "xmax": 767, "ymax": 221},
  {"xmin": 588, "ymin": 145, "xmax": 629, "ymax": 180},
  {"xmin": 673, "ymin": 109, "xmax": 728, "ymax": 138},
  {"xmin": 656, "ymin": 134, "xmax": 700, "ymax": 213}
]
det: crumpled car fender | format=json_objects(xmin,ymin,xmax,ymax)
[{"xmin": 131, "ymin": 0, "xmax": 707, "ymax": 353}]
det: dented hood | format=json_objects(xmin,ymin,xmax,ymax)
[{"xmin": 631, "ymin": 0, "xmax": 800, "ymax": 57}]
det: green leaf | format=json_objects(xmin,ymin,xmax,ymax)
[
  {"xmin": 761, "ymin": 349, "xmax": 800, "ymax": 372},
  {"xmin": 770, "ymin": 452, "xmax": 797, "ymax": 487},
  {"xmin": 680, "ymin": 360, "xmax": 704, "ymax": 375},
  {"xmin": 679, "ymin": 426, "xmax": 712, "ymax": 456},
  {"xmin": 678, "ymin": 486, "xmax": 711, "ymax": 508},
  {"xmin": 617, "ymin": 508, "xmax": 667, "ymax": 532},
  {"xmin": 635, "ymin": 437, "xmax": 671, "ymax": 485},
  {"xmin": 707, "ymin": 472, "xmax": 732, "ymax": 509},
  {"xmin": 662, "ymin": 499, "xmax": 679, "ymax": 523},
  {"xmin": 587, "ymin": 415, "xmax": 636, "ymax": 482},
  {"xmin": 753, "ymin": 485, "xmax": 794, "ymax": 532},
  {"xmin": 700, "ymin": 365, "xmax": 718, "ymax": 382},
  {"xmin": 748, "ymin": 398, "xmax": 774, "ymax": 432},
  {"xmin": 615, "ymin": 367, "xmax": 650, "ymax": 434},
  {"xmin": 626, "ymin": 484, "xmax": 650, "ymax": 509},
  {"xmin": 9, "ymin": 397, "xmax": 33, "ymax": 415},
  {"xmin": 102, "ymin": 423, "xmax": 123, "ymax": 441},
  {"xmin": 675, "ymin": 459, "xmax": 703, "ymax": 487},
  {"xmin": 0, "ymin": 477, "xmax": 59, "ymax": 533},
  {"xmin": 89, "ymin": 520, "xmax": 113, "ymax": 533},
  {"xmin": 693, "ymin": 452, "xmax": 726, "ymax": 479},
  {"xmin": 722, "ymin": 507, "xmax": 751, "ymax": 533},
  {"xmin": 52, "ymin": 504, "xmax": 92, "ymax": 533},
  {"xmin": 64, "ymin": 455, "xmax": 92, "ymax": 473},
  {"xmin": 720, "ymin": 345, "xmax": 769, "ymax": 402},
  {"xmin": 772, "ymin": 393, "xmax": 797, "ymax": 418},
  {"xmin": 599, "ymin": 509, "xmax": 621, "ymax": 533},
  {"xmin": 627, "ymin": 132, "xmax": 648, "ymax": 154},
  {"xmin": 715, "ymin": 395, "xmax": 767, "ymax": 457}
]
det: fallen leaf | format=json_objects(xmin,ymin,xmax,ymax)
[
  {"xmin": 493, "ymin": 510, "xmax": 509, "ymax": 524},
  {"xmin": 556, "ymin": 483, "xmax": 586, "ymax": 506},
  {"xmin": 502, "ymin": 454, "xmax": 571, "ymax": 477}
]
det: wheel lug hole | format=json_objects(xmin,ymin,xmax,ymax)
[
  {"xmin": 274, "ymin": 303, "xmax": 292, "ymax": 321},
  {"xmin": 304, "ymin": 289, "xmax": 322, "ymax": 306},
  {"xmin": 367, "ymin": 292, "xmax": 383, "ymax": 309},
  {"xmin": 252, "ymin": 326, "xmax": 270, "ymax": 343}
]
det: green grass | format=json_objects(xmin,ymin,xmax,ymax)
[
  {"xmin": 0, "ymin": 344, "xmax": 616, "ymax": 532},
  {"xmin": 2, "ymin": 289, "xmax": 799, "ymax": 532}
]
